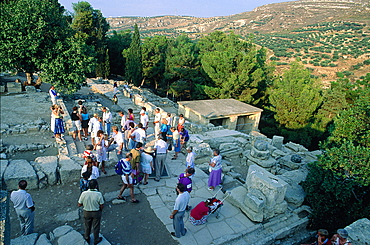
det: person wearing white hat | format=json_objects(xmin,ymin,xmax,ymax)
[{"xmin": 332, "ymin": 229, "xmax": 352, "ymax": 245}]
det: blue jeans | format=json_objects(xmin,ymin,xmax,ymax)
[
  {"xmin": 173, "ymin": 210, "xmax": 186, "ymax": 238},
  {"xmin": 105, "ymin": 123, "xmax": 111, "ymax": 135}
]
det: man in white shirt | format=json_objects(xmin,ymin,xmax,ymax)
[
  {"xmin": 78, "ymin": 179, "xmax": 104, "ymax": 244},
  {"xmin": 130, "ymin": 123, "xmax": 146, "ymax": 144},
  {"xmin": 118, "ymin": 111, "xmax": 126, "ymax": 132},
  {"xmin": 154, "ymin": 135, "xmax": 168, "ymax": 182},
  {"xmin": 140, "ymin": 110, "xmax": 149, "ymax": 131},
  {"xmin": 102, "ymin": 107, "xmax": 112, "ymax": 135},
  {"xmin": 10, "ymin": 180, "xmax": 35, "ymax": 235},
  {"xmin": 108, "ymin": 126, "xmax": 125, "ymax": 159},
  {"xmin": 153, "ymin": 108, "xmax": 161, "ymax": 138},
  {"xmin": 170, "ymin": 183, "xmax": 190, "ymax": 238}
]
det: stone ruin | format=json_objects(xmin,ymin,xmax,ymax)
[{"xmin": 1, "ymin": 78, "xmax": 369, "ymax": 245}]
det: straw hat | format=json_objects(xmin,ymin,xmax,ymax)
[{"xmin": 144, "ymin": 147, "xmax": 155, "ymax": 153}]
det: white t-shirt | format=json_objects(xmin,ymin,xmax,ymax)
[
  {"xmin": 154, "ymin": 139, "xmax": 168, "ymax": 154},
  {"xmin": 131, "ymin": 128, "xmax": 146, "ymax": 143},
  {"xmin": 140, "ymin": 114, "xmax": 149, "ymax": 127},
  {"xmin": 154, "ymin": 113, "xmax": 161, "ymax": 125},
  {"xmin": 120, "ymin": 115, "xmax": 126, "ymax": 128},
  {"xmin": 103, "ymin": 111, "xmax": 112, "ymax": 124},
  {"xmin": 81, "ymin": 165, "xmax": 100, "ymax": 180}
]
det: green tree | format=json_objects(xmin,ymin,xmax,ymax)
[
  {"xmin": 0, "ymin": 0, "xmax": 70, "ymax": 84},
  {"xmin": 40, "ymin": 34, "xmax": 96, "ymax": 93},
  {"xmin": 124, "ymin": 24, "xmax": 142, "ymax": 86},
  {"xmin": 198, "ymin": 31, "xmax": 272, "ymax": 106},
  {"xmin": 107, "ymin": 30, "xmax": 131, "ymax": 76},
  {"xmin": 313, "ymin": 80, "xmax": 349, "ymax": 131},
  {"xmin": 71, "ymin": 1, "xmax": 109, "ymax": 77},
  {"xmin": 0, "ymin": 0, "xmax": 93, "ymax": 93},
  {"xmin": 164, "ymin": 34, "xmax": 204, "ymax": 97},
  {"xmin": 302, "ymin": 76, "xmax": 370, "ymax": 231},
  {"xmin": 269, "ymin": 62, "xmax": 323, "ymax": 129},
  {"xmin": 141, "ymin": 35, "xmax": 169, "ymax": 89}
]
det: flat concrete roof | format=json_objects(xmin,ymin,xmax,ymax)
[{"xmin": 178, "ymin": 99, "xmax": 263, "ymax": 119}]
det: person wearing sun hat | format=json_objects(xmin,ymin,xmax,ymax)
[
  {"xmin": 140, "ymin": 147, "xmax": 155, "ymax": 185},
  {"xmin": 331, "ymin": 229, "xmax": 351, "ymax": 245}
]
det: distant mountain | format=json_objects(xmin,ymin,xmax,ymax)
[{"xmin": 107, "ymin": 0, "xmax": 370, "ymax": 37}]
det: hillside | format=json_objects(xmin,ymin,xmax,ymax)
[
  {"xmin": 107, "ymin": 0, "xmax": 370, "ymax": 82},
  {"xmin": 107, "ymin": 0, "xmax": 370, "ymax": 37}
]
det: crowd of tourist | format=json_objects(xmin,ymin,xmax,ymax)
[{"xmin": 8, "ymin": 84, "xmax": 353, "ymax": 244}]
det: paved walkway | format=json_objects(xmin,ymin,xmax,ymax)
[{"xmin": 69, "ymin": 81, "xmax": 258, "ymax": 245}]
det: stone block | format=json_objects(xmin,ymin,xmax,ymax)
[
  {"xmin": 34, "ymin": 156, "xmax": 58, "ymax": 185},
  {"xmin": 243, "ymin": 192, "xmax": 264, "ymax": 213},
  {"xmin": 51, "ymin": 225, "xmax": 73, "ymax": 239},
  {"xmin": 279, "ymin": 169, "xmax": 308, "ymax": 185},
  {"xmin": 271, "ymin": 149, "xmax": 287, "ymax": 158},
  {"xmin": 0, "ymin": 85, "xmax": 5, "ymax": 93},
  {"xmin": 4, "ymin": 159, "xmax": 38, "ymax": 190},
  {"xmin": 284, "ymin": 183, "xmax": 305, "ymax": 207},
  {"xmin": 345, "ymin": 218, "xmax": 370, "ymax": 244},
  {"xmin": 35, "ymin": 233, "xmax": 52, "ymax": 245},
  {"xmin": 11, "ymin": 233, "xmax": 38, "ymax": 245},
  {"xmin": 272, "ymin": 135, "xmax": 284, "ymax": 150},
  {"xmin": 7, "ymin": 82, "xmax": 22, "ymax": 93},
  {"xmin": 254, "ymin": 140, "xmax": 268, "ymax": 151},
  {"xmin": 25, "ymin": 86, "xmax": 36, "ymax": 93},
  {"xmin": 250, "ymin": 147, "xmax": 270, "ymax": 160},
  {"xmin": 279, "ymin": 155, "xmax": 300, "ymax": 170},
  {"xmin": 227, "ymin": 186, "xmax": 247, "ymax": 209},
  {"xmin": 246, "ymin": 165, "xmax": 288, "ymax": 206},
  {"xmin": 57, "ymin": 230, "xmax": 87, "ymax": 245},
  {"xmin": 285, "ymin": 142, "xmax": 300, "ymax": 152},
  {"xmin": 247, "ymin": 155, "xmax": 276, "ymax": 168},
  {"xmin": 58, "ymin": 155, "xmax": 81, "ymax": 184}
]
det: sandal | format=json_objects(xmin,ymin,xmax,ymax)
[
  {"xmin": 131, "ymin": 199, "xmax": 140, "ymax": 203},
  {"xmin": 117, "ymin": 196, "xmax": 126, "ymax": 200},
  {"xmin": 171, "ymin": 157, "xmax": 177, "ymax": 160},
  {"xmin": 102, "ymin": 170, "xmax": 107, "ymax": 174},
  {"xmin": 143, "ymin": 182, "xmax": 148, "ymax": 185}
]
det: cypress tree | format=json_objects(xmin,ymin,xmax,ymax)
[{"xmin": 125, "ymin": 23, "xmax": 142, "ymax": 86}]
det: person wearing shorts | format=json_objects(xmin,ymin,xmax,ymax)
[
  {"xmin": 71, "ymin": 106, "xmax": 82, "ymax": 141},
  {"xmin": 117, "ymin": 153, "xmax": 139, "ymax": 203}
]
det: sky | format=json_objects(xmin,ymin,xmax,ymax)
[{"xmin": 58, "ymin": 0, "xmax": 296, "ymax": 18}]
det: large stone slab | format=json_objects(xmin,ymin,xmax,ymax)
[
  {"xmin": 35, "ymin": 234, "xmax": 52, "ymax": 245},
  {"xmin": 345, "ymin": 218, "xmax": 370, "ymax": 244},
  {"xmin": 4, "ymin": 159, "xmax": 38, "ymax": 190},
  {"xmin": 284, "ymin": 183, "xmax": 305, "ymax": 207},
  {"xmin": 34, "ymin": 156, "xmax": 58, "ymax": 185},
  {"xmin": 58, "ymin": 155, "xmax": 81, "ymax": 184},
  {"xmin": 51, "ymin": 225, "xmax": 74, "ymax": 240},
  {"xmin": 246, "ymin": 165, "xmax": 288, "ymax": 205},
  {"xmin": 11, "ymin": 233, "xmax": 38, "ymax": 245},
  {"xmin": 57, "ymin": 230, "xmax": 87, "ymax": 245}
]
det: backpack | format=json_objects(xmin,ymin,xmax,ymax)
[{"xmin": 115, "ymin": 161, "xmax": 124, "ymax": 175}]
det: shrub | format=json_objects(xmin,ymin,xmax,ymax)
[{"xmin": 301, "ymin": 162, "xmax": 370, "ymax": 232}]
